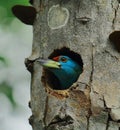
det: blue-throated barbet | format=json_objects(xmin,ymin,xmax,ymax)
[{"xmin": 37, "ymin": 55, "xmax": 83, "ymax": 90}]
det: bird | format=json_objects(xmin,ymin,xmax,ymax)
[{"xmin": 37, "ymin": 55, "xmax": 83, "ymax": 90}]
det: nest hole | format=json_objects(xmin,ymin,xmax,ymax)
[
  {"xmin": 109, "ymin": 31, "xmax": 120, "ymax": 52},
  {"xmin": 41, "ymin": 47, "xmax": 83, "ymax": 90},
  {"xmin": 12, "ymin": 5, "xmax": 36, "ymax": 25}
]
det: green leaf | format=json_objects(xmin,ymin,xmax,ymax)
[
  {"xmin": 0, "ymin": 56, "xmax": 8, "ymax": 66},
  {"xmin": 0, "ymin": 0, "xmax": 29, "ymax": 26},
  {"xmin": 0, "ymin": 82, "xmax": 17, "ymax": 108}
]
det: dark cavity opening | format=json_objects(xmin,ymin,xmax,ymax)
[
  {"xmin": 12, "ymin": 5, "xmax": 36, "ymax": 25},
  {"xmin": 41, "ymin": 47, "xmax": 83, "ymax": 90},
  {"xmin": 109, "ymin": 31, "xmax": 120, "ymax": 52}
]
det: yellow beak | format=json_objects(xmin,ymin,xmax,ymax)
[{"xmin": 36, "ymin": 58, "xmax": 61, "ymax": 69}]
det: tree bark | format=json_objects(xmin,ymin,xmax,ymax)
[{"xmin": 27, "ymin": 0, "xmax": 120, "ymax": 130}]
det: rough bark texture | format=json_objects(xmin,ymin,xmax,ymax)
[{"xmin": 28, "ymin": 0, "xmax": 120, "ymax": 130}]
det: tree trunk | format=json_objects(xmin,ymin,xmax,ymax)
[{"xmin": 27, "ymin": 0, "xmax": 120, "ymax": 130}]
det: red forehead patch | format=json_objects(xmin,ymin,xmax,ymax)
[{"xmin": 53, "ymin": 56, "xmax": 59, "ymax": 61}]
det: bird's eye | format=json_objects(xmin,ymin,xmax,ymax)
[{"xmin": 60, "ymin": 57, "xmax": 67, "ymax": 62}]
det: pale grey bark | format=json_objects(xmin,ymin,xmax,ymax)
[{"xmin": 28, "ymin": 0, "xmax": 120, "ymax": 130}]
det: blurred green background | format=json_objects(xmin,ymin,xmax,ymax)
[
  {"xmin": 0, "ymin": 1, "xmax": 32, "ymax": 130},
  {"xmin": 0, "ymin": 0, "xmax": 29, "ymax": 27}
]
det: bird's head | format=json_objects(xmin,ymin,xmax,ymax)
[{"xmin": 37, "ymin": 55, "xmax": 83, "ymax": 90}]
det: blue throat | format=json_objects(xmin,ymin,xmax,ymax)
[
  {"xmin": 51, "ymin": 69, "xmax": 80, "ymax": 89},
  {"xmin": 50, "ymin": 58, "xmax": 82, "ymax": 89}
]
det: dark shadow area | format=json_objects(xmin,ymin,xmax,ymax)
[{"xmin": 109, "ymin": 31, "xmax": 120, "ymax": 52}]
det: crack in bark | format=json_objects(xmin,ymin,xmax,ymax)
[
  {"xmin": 111, "ymin": 1, "xmax": 119, "ymax": 29},
  {"xmin": 89, "ymin": 44, "xmax": 94, "ymax": 85},
  {"xmin": 43, "ymin": 96, "xmax": 48, "ymax": 126},
  {"xmin": 48, "ymin": 115, "xmax": 73, "ymax": 127},
  {"xmin": 106, "ymin": 116, "xmax": 110, "ymax": 130},
  {"xmin": 87, "ymin": 116, "xmax": 90, "ymax": 130},
  {"xmin": 75, "ymin": 0, "xmax": 81, "ymax": 12},
  {"xmin": 103, "ymin": 96, "xmax": 108, "ymax": 110},
  {"xmin": 87, "ymin": 44, "xmax": 94, "ymax": 130},
  {"xmin": 102, "ymin": 96, "xmax": 109, "ymax": 130},
  {"xmin": 104, "ymin": 50, "xmax": 119, "ymax": 60}
]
